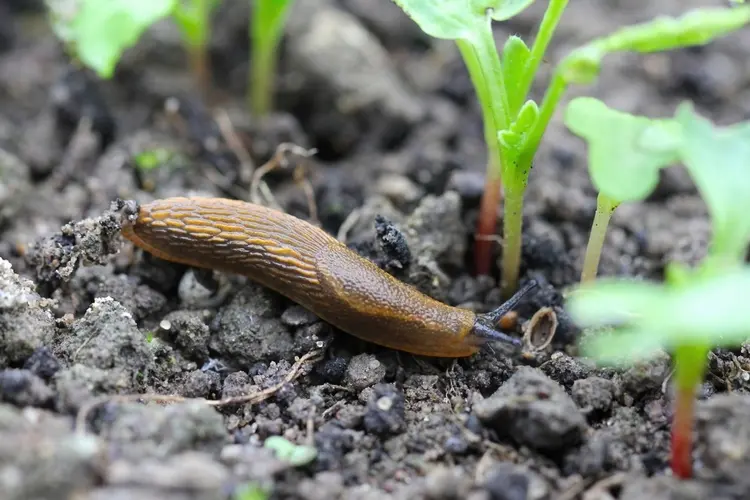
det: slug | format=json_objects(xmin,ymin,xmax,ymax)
[{"xmin": 120, "ymin": 197, "xmax": 535, "ymax": 357}]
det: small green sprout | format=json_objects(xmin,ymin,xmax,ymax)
[
  {"xmin": 263, "ymin": 435, "xmax": 317, "ymax": 466},
  {"xmin": 172, "ymin": 0, "xmax": 222, "ymax": 93},
  {"xmin": 391, "ymin": 0, "xmax": 561, "ymax": 291},
  {"xmin": 564, "ymin": 97, "xmax": 681, "ymax": 282},
  {"xmin": 46, "ymin": 0, "xmax": 220, "ymax": 92},
  {"xmin": 233, "ymin": 482, "xmax": 270, "ymax": 500},
  {"xmin": 675, "ymin": 104, "xmax": 750, "ymax": 265},
  {"xmin": 249, "ymin": 0, "xmax": 295, "ymax": 116},
  {"xmin": 565, "ymin": 98, "xmax": 750, "ymax": 282},
  {"xmin": 47, "ymin": 0, "xmax": 176, "ymax": 79},
  {"xmin": 133, "ymin": 148, "xmax": 178, "ymax": 172},
  {"xmin": 567, "ymin": 101, "xmax": 750, "ymax": 478},
  {"xmin": 568, "ymin": 263, "xmax": 750, "ymax": 478},
  {"xmin": 391, "ymin": 0, "xmax": 750, "ymax": 297}
]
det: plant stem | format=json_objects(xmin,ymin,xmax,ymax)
[
  {"xmin": 581, "ymin": 193, "xmax": 619, "ymax": 283},
  {"xmin": 456, "ymin": 20, "xmax": 510, "ymax": 276},
  {"xmin": 516, "ymin": 0, "xmax": 569, "ymax": 111},
  {"xmin": 250, "ymin": 33, "xmax": 276, "ymax": 116},
  {"xmin": 188, "ymin": 43, "xmax": 210, "ymax": 98},
  {"xmin": 671, "ymin": 384, "xmax": 695, "ymax": 479},
  {"xmin": 475, "ymin": 174, "xmax": 503, "ymax": 275},
  {"xmin": 250, "ymin": 0, "xmax": 293, "ymax": 116},
  {"xmin": 518, "ymin": 69, "xmax": 567, "ymax": 168},
  {"xmin": 670, "ymin": 344, "xmax": 709, "ymax": 479},
  {"xmin": 500, "ymin": 185, "xmax": 525, "ymax": 298}
]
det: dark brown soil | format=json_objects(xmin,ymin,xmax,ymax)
[{"xmin": 2, "ymin": 1, "xmax": 750, "ymax": 499}]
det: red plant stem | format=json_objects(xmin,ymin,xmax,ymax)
[
  {"xmin": 474, "ymin": 175, "xmax": 502, "ymax": 275},
  {"xmin": 189, "ymin": 45, "xmax": 210, "ymax": 102},
  {"xmin": 671, "ymin": 384, "xmax": 696, "ymax": 479}
]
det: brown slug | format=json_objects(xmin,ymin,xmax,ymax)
[{"xmin": 120, "ymin": 197, "xmax": 535, "ymax": 357}]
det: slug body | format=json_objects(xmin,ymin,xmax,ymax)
[{"xmin": 121, "ymin": 197, "xmax": 502, "ymax": 357}]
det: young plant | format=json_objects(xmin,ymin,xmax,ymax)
[
  {"xmin": 391, "ymin": 0, "xmax": 750, "ymax": 298},
  {"xmin": 569, "ymin": 263, "xmax": 750, "ymax": 478},
  {"xmin": 565, "ymin": 95, "xmax": 750, "ymax": 281},
  {"xmin": 564, "ymin": 97, "xmax": 682, "ymax": 282},
  {"xmin": 249, "ymin": 0, "xmax": 295, "ymax": 116},
  {"xmin": 567, "ymin": 105, "xmax": 750, "ymax": 478},
  {"xmin": 46, "ymin": 0, "xmax": 220, "ymax": 93},
  {"xmin": 391, "ymin": 0, "xmax": 566, "ymax": 290},
  {"xmin": 233, "ymin": 483, "xmax": 270, "ymax": 500},
  {"xmin": 172, "ymin": 0, "xmax": 222, "ymax": 94},
  {"xmin": 263, "ymin": 435, "xmax": 317, "ymax": 466}
]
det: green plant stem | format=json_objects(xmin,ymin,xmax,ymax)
[
  {"xmin": 250, "ymin": 34, "xmax": 276, "ymax": 116},
  {"xmin": 500, "ymin": 186, "xmax": 525, "ymax": 298},
  {"xmin": 516, "ymin": 0, "xmax": 568, "ymax": 110},
  {"xmin": 671, "ymin": 344, "xmax": 709, "ymax": 479},
  {"xmin": 250, "ymin": 1, "xmax": 290, "ymax": 116},
  {"xmin": 497, "ymin": 48, "xmax": 570, "ymax": 294},
  {"xmin": 456, "ymin": 20, "xmax": 510, "ymax": 276},
  {"xmin": 188, "ymin": 43, "xmax": 210, "ymax": 97},
  {"xmin": 518, "ymin": 69, "xmax": 568, "ymax": 168},
  {"xmin": 581, "ymin": 193, "xmax": 619, "ymax": 283}
]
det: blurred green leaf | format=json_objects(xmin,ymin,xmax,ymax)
[
  {"xmin": 676, "ymin": 103, "xmax": 750, "ymax": 262},
  {"xmin": 59, "ymin": 0, "xmax": 176, "ymax": 78},
  {"xmin": 564, "ymin": 97, "xmax": 681, "ymax": 202},
  {"xmin": 569, "ymin": 267, "xmax": 750, "ymax": 365},
  {"xmin": 559, "ymin": 7, "xmax": 750, "ymax": 85},
  {"xmin": 264, "ymin": 436, "xmax": 317, "ymax": 467},
  {"xmin": 233, "ymin": 483, "xmax": 269, "ymax": 500},
  {"xmin": 594, "ymin": 6, "xmax": 750, "ymax": 53},
  {"xmin": 172, "ymin": 0, "xmax": 221, "ymax": 47}
]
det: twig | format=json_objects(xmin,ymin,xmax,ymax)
[
  {"xmin": 214, "ymin": 108, "xmax": 255, "ymax": 184},
  {"xmin": 75, "ymin": 350, "xmax": 323, "ymax": 434},
  {"xmin": 249, "ymin": 143, "xmax": 318, "ymax": 220},
  {"xmin": 337, "ymin": 209, "xmax": 362, "ymax": 243}
]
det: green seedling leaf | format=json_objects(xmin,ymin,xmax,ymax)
[
  {"xmin": 675, "ymin": 103, "xmax": 750, "ymax": 262},
  {"xmin": 594, "ymin": 6, "xmax": 750, "ymax": 54},
  {"xmin": 498, "ymin": 99, "xmax": 538, "ymax": 152},
  {"xmin": 390, "ymin": 0, "xmax": 536, "ymax": 40},
  {"xmin": 250, "ymin": 0, "xmax": 295, "ymax": 115},
  {"xmin": 264, "ymin": 436, "xmax": 317, "ymax": 466},
  {"xmin": 254, "ymin": 0, "xmax": 294, "ymax": 44},
  {"xmin": 172, "ymin": 0, "xmax": 221, "ymax": 47},
  {"xmin": 233, "ymin": 483, "xmax": 269, "ymax": 500},
  {"xmin": 502, "ymin": 36, "xmax": 531, "ymax": 116},
  {"xmin": 570, "ymin": 266, "xmax": 750, "ymax": 365},
  {"xmin": 559, "ymin": 46, "xmax": 603, "ymax": 85},
  {"xmin": 564, "ymin": 97, "xmax": 681, "ymax": 202},
  {"xmin": 559, "ymin": 7, "xmax": 750, "ymax": 86},
  {"xmin": 67, "ymin": 0, "xmax": 177, "ymax": 78},
  {"xmin": 133, "ymin": 148, "xmax": 176, "ymax": 172}
]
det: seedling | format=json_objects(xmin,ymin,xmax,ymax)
[
  {"xmin": 250, "ymin": 0, "xmax": 295, "ymax": 116},
  {"xmin": 46, "ymin": 0, "xmax": 220, "ymax": 92},
  {"xmin": 569, "ymin": 263, "xmax": 750, "ymax": 478},
  {"xmin": 564, "ymin": 98, "xmax": 682, "ymax": 282},
  {"xmin": 133, "ymin": 148, "xmax": 179, "ymax": 172},
  {"xmin": 263, "ymin": 435, "xmax": 317, "ymax": 466},
  {"xmin": 172, "ymin": 0, "xmax": 222, "ymax": 94},
  {"xmin": 567, "ymin": 105, "xmax": 750, "ymax": 478},
  {"xmin": 565, "ymin": 97, "xmax": 750, "ymax": 281},
  {"xmin": 233, "ymin": 483, "xmax": 269, "ymax": 500},
  {"xmin": 391, "ymin": 0, "xmax": 750, "ymax": 298}
]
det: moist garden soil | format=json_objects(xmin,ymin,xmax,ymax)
[{"xmin": 1, "ymin": 0, "xmax": 750, "ymax": 499}]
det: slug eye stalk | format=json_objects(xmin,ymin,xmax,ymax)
[{"xmin": 472, "ymin": 279, "xmax": 537, "ymax": 346}]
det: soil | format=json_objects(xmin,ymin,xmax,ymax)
[{"xmin": 1, "ymin": 0, "xmax": 750, "ymax": 499}]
